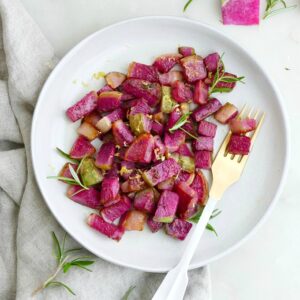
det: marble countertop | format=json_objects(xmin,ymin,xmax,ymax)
[{"xmin": 20, "ymin": 0, "xmax": 300, "ymax": 299}]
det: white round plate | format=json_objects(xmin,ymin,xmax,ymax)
[{"xmin": 31, "ymin": 16, "xmax": 289, "ymax": 272}]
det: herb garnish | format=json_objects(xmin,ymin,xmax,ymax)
[
  {"xmin": 121, "ymin": 285, "xmax": 136, "ymax": 300},
  {"xmin": 32, "ymin": 232, "xmax": 95, "ymax": 296},
  {"xmin": 169, "ymin": 113, "xmax": 199, "ymax": 140},
  {"xmin": 183, "ymin": 0, "xmax": 193, "ymax": 11},
  {"xmin": 189, "ymin": 208, "xmax": 222, "ymax": 236},
  {"xmin": 264, "ymin": 0, "xmax": 297, "ymax": 19},
  {"xmin": 56, "ymin": 147, "xmax": 79, "ymax": 163}
]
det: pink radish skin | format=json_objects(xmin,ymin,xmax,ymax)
[
  {"xmin": 230, "ymin": 118, "xmax": 257, "ymax": 134},
  {"xmin": 67, "ymin": 186, "xmax": 100, "ymax": 209},
  {"xmin": 153, "ymin": 53, "xmax": 182, "ymax": 73},
  {"xmin": 214, "ymin": 102, "xmax": 238, "ymax": 124},
  {"xmin": 195, "ymin": 150, "xmax": 212, "ymax": 169},
  {"xmin": 69, "ymin": 136, "xmax": 96, "ymax": 159},
  {"xmin": 198, "ymin": 120, "xmax": 217, "ymax": 137},
  {"xmin": 165, "ymin": 218, "xmax": 192, "ymax": 240},
  {"xmin": 178, "ymin": 47, "xmax": 195, "ymax": 57}
]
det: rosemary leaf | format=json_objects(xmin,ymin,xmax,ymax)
[
  {"xmin": 68, "ymin": 164, "xmax": 89, "ymax": 190},
  {"xmin": 169, "ymin": 112, "xmax": 191, "ymax": 132},
  {"xmin": 51, "ymin": 231, "xmax": 62, "ymax": 264},
  {"xmin": 45, "ymin": 281, "xmax": 76, "ymax": 296},
  {"xmin": 206, "ymin": 224, "xmax": 218, "ymax": 236},
  {"xmin": 179, "ymin": 127, "xmax": 199, "ymax": 140},
  {"xmin": 264, "ymin": 0, "xmax": 296, "ymax": 19},
  {"xmin": 183, "ymin": 0, "xmax": 193, "ymax": 11},
  {"xmin": 121, "ymin": 286, "xmax": 136, "ymax": 300},
  {"xmin": 56, "ymin": 147, "xmax": 78, "ymax": 163}
]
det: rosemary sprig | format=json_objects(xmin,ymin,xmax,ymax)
[
  {"xmin": 121, "ymin": 285, "xmax": 136, "ymax": 300},
  {"xmin": 264, "ymin": 0, "xmax": 297, "ymax": 19},
  {"xmin": 169, "ymin": 112, "xmax": 191, "ymax": 133},
  {"xmin": 32, "ymin": 232, "xmax": 94, "ymax": 296},
  {"xmin": 183, "ymin": 0, "xmax": 193, "ymax": 11},
  {"xmin": 189, "ymin": 208, "xmax": 222, "ymax": 236},
  {"xmin": 56, "ymin": 147, "xmax": 79, "ymax": 163},
  {"xmin": 179, "ymin": 127, "xmax": 199, "ymax": 140}
]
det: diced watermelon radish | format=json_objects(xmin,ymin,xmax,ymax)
[
  {"xmin": 129, "ymin": 99, "xmax": 151, "ymax": 116},
  {"xmin": 166, "ymin": 108, "xmax": 181, "ymax": 130},
  {"xmin": 127, "ymin": 62, "xmax": 159, "ymax": 82},
  {"xmin": 125, "ymin": 133, "xmax": 155, "ymax": 163},
  {"xmin": 192, "ymin": 98, "xmax": 222, "ymax": 122},
  {"xmin": 67, "ymin": 186, "xmax": 100, "ymax": 209},
  {"xmin": 165, "ymin": 218, "xmax": 192, "ymax": 240},
  {"xmin": 105, "ymin": 72, "xmax": 126, "ymax": 89},
  {"xmin": 120, "ymin": 210, "xmax": 147, "ymax": 231},
  {"xmin": 112, "ymin": 120, "xmax": 134, "ymax": 147},
  {"xmin": 95, "ymin": 142, "xmax": 115, "ymax": 170},
  {"xmin": 147, "ymin": 217, "xmax": 163, "ymax": 233},
  {"xmin": 59, "ymin": 163, "xmax": 78, "ymax": 179},
  {"xmin": 222, "ymin": 0, "xmax": 260, "ymax": 26},
  {"xmin": 178, "ymin": 47, "xmax": 195, "ymax": 57},
  {"xmin": 122, "ymin": 79, "xmax": 162, "ymax": 107},
  {"xmin": 100, "ymin": 195, "xmax": 131, "ymax": 223},
  {"xmin": 106, "ymin": 163, "xmax": 119, "ymax": 179},
  {"xmin": 159, "ymin": 71, "xmax": 183, "ymax": 86},
  {"xmin": 80, "ymin": 158, "xmax": 103, "ymax": 187},
  {"xmin": 198, "ymin": 120, "xmax": 217, "ymax": 137},
  {"xmin": 175, "ymin": 170, "xmax": 195, "ymax": 185},
  {"xmin": 193, "ymin": 80, "xmax": 208, "ymax": 105},
  {"xmin": 176, "ymin": 143, "xmax": 193, "ymax": 157},
  {"xmin": 97, "ymin": 84, "xmax": 113, "ymax": 95},
  {"xmin": 227, "ymin": 134, "xmax": 251, "ymax": 155},
  {"xmin": 153, "ymin": 54, "xmax": 182, "ymax": 73},
  {"xmin": 193, "ymin": 137, "xmax": 214, "ymax": 151},
  {"xmin": 129, "ymin": 113, "xmax": 152, "ymax": 135},
  {"xmin": 152, "ymin": 135, "xmax": 166, "ymax": 162},
  {"xmin": 77, "ymin": 122, "xmax": 99, "ymax": 141},
  {"xmin": 153, "ymin": 190, "xmax": 179, "ymax": 223},
  {"xmin": 229, "ymin": 118, "xmax": 257, "ymax": 134},
  {"xmin": 164, "ymin": 130, "xmax": 186, "ymax": 153},
  {"xmin": 174, "ymin": 182, "xmax": 198, "ymax": 219},
  {"xmin": 204, "ymin": 53, "xmax": 221, "ymax": 73},
  {"xmin": 180, "ymin": 55, "xmax": 207, "ymax": 83},
  {"xmin": 97, "ymin": 91, "xmax": 122, "ymax": 112},
  {"xmin": 214, "ymin": 102, "xmax": 238, "ymax": 124},
  {"xmin": 66, "ymin": 91, "xmax": 98, "ymax": 122},
  {"xmin": 134, "ymin": 188, "xmax": 156, "ymax": 214},
  {"xmin": 121, "ymin": 92, "xmax": 135, "ymax": 101},
  {"xmin": 100, "ymin": 176, "xmax": 120, "ymax": 207},
  {"xmin": 151, "ymin": 121, "xmax": 164, "ymax": 136},
  {"xmin": 171, "ymin": 81, "xmax": 193, "ymax": 103},
  {"xmin": 195, "ymin": 151, "xmax": 212, "ymax": 169},
  {"xmin": 157, "ymin": 177, "xmax": 175, "ymax": 191},
  {"xmin": 69, "ymin": 136, "xmax": 96, "ymax": 159},
  {"xmin": 96, "ymin": 108, "xmax": 125, "ymax": 133},
  {"xmin": 190, "ymin": 171, "xmax": 209, "ymax": 205},
  {"xmin": 121, "ymin": 174, "xmax": 146, "ymax": 193},
  {"xmin": 83, "ymin": 111, "xmax": 102, "ymax": 127},
  {"xmin": 87, "ymin": 213, "xmax": 124, "ymax": 241},
  {"xmin": 142, "ymin": 158, "xmax": 181, "ymax": 186},
  {"xmin": 120, "ymin": 161, "xmax": 135, "ymax": 180}
]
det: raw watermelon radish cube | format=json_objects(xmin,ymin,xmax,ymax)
[
  {"xmin": 97, "ymin": 84, "xmax": 113, "ymax": 95},
  {"xmin": 129, "ymin": 113, "xmax": 152, "ymax": 136},
  {"xmin": 152, "ymin": 135, "xmax": 166, "ymax": 162},
  {"xmin": 192, "ymin": 98, "xmax": 222, "ymax": 122},
  {"xmin": 174, "ymin": 182, "xmax": 198, "ymax": 219},
  {"xmin": 198, "ymin": 120, "xmax": 217, "ymax": 137},
  {"xmin": 112, "ymin": 120, "xmax": 134, "ymax": 147},
  {"xmin": 105, "ymin": 72, "xmax": 126, "ymax": 89},
  {"xmin": 97, "ymin": 91, "xmax": 122, "ymax": 112},
  {"xmin": 77, "ymin": 122, "xmax": 100, "ymax": 141},
  {"xmin": 204, "ymin": 53, "xmax": 221, "ymax": 73},
  {"xmin": 106, "ymin": 163, "xmax": 119, "ymax": 179},
  {"xmin": 227, "ymin": 134, "xmax": 251, "ymax": 155},
  {"xmin": 166, "ymin": 108, "xmax": 181, "ymax": 130},
  {"xmin": 121, "ymin": 174, "xmax": 147, "ymax": 193},
  {"xmin": 129, "ymin": 99, "xmax": 151, "ymax": 116},
  {"xmin": 125, "ymin": 133, "xmax": 155, "ymax": 163},
  {"xmin": 151, "ymin": 121, "xmax": 164, "ymax": 136},
  {"xmin": 134, "ymin": 188, "xmax": 156, "ymax": 214},
  {"xmin": 171, "ymin": 81, "xmax": 193, "ymax": 103},
  {"xmin": 95, "ymin": 142, "xmax": 115, "ymax": 170},
  {"xmin": 119, "ymin": 161, "xmax": 135, "ymax": 180},
  {"xmin": 59, "ymin": 163, "xmax": 78, "ymax": 179},
  {"xmin": 193, "ymin": 80, "xmax": 208, "ymax": 105},
  {"xmin": 100, "ymin": 176, "xmax": 120, "ymax": 207},
  {"xmin": 66, "ymin": 91, "xmax": 97, "ymax": 122},
  {"xmin": 122, "ymin": 79, "xmax": 161, "ymax": 107},
  {"xmin": 214, "ymin": 102, "xmax": 238, "ymax": 124},
  {"xmin": 193, "ymin": 137, "xmax": 214, "ymax": 151},
  {"xmin": 127, "ymin": 62, "xmax": 159, "ymax": 82},
  {"xmin": 120, "ymin": 210, "xmax": 147, "ymax": 231},
  {"xmin": 190, "ymin": 171, "xmax": 209, "ymax": 205},
  {"xmin": 164, "ymin": 130, "xmax": 186, "ymax": 153},
  {"xmin": 69, "ymin": 136, "xmax": 96, "ymax": 159},
  {"xmin": 195, "ymin": 151, "xmax": 212, "ymax": 169},
  {"xmin": 165, "ymin": 218, "xmax": 192, "ymax": 240},
  {"xmin": 229, "ymin": 118, "xmax": 257, "ymax": 134},
  {"xmin": 79, "ymin": 158, "xmax": 103, "ymax": 187},
  {"xmin": 87, "ymin": 213, "xmax": 124, "ymax": 241},
  {"xmin": 159, "ymin": 71, "xmax": 183, "ymax": 86},
  {"xmin": 67, "ymin": 186, "xmax": 100, "ymax": 209},
  {"xmin": 222, "ymin": 0, "xmax": 260, "ymax": 26},
  {"xmin": 96, "ymin": 108, "xmax": 125, "ymax": 133},
  {"xmin": 176, "ymin": 143, "xmax": 193, "ymax": 157},
  {"xmin": 178, "ymin": 47, "xmax": 195, "ymax": 57},
  {"xmin": 147, "ymin": 217, "xmax": 163, "ymax": 233},
  {"xmin": 153, "ymin": 53, "xmax": 182, "ymax": 73},
  {"xmin": 180, "ymin": 55, "xmax": 207, "ymax": 83},
  {"xmin": 142, "ymin": 158, "xmax": 181, "ymax": 186},
  {"xmin": 157, "ymin": 177, "xmax": 175, "ymax": 191},
  {"xmin": 153, "ymin": 190, "xmax": 179, "ymax": 223},
  {"xmin": 175, "ymin": 170, "xmax": 195, "ymax": 185},
  {"xmin": 100, "ymin": 195, "xmax": 131, "ymax": 223}
]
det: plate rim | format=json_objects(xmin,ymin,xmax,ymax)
[{"xmin": 31, "ymin": 16, "xmax": 290, "ymax": 273}]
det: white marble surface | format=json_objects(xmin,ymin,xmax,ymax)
[{"xmin": 20, "ymin": 0, "xmax": 300, "ymax": 299}]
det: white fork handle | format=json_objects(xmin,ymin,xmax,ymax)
[{"xmin": 152, "ymin": 197, "xmax": 218, "ymax": 300}]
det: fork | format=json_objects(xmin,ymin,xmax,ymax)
[{"xmin": 152, "ymin": 106, "xmax": 265, "ymax": 300}]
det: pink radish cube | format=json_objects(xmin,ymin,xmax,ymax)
[
  {"xmin": 77, "ymin": 122, "xmax": 99, "ymax": 141},
  {"xmin": 67, "ymin": 186, "xmax": 100, "ymax": 209},
  {"xmin": 214, "ymin": 102, "xmax": 238, "ymax": 124},
  {"xmin": 152, "ymin": 135, "xmax": 166, "ymax": 162},
  {"xmin": 153, "ymin": 54, "xmax": 182, "ymax": 73},
  {"xmin": 96, "ymin": 108, "xmax": 124, "ymax": 133},
  {"xmin": 97, "ymin": 91, "xmax": 122, "ymax": 112},
  {"xmin": 95, "ymin": 142, "xmax": 115, "ymax": 170},
  {"xmin": 164, "ymin": 130, "xmax": 186, "ymax": 153},
  {"xmin": 193, "ymin": 137, "xmax": 214, "ymax": 151},
  {"xmin": 176, "ymin": 143, "xmax": 193, "ymax": 157},
  {"xmin": 171, "ymin": 81, "xmax": 193, "ymax": 103},
  {"xmin": 190, "ymin": 171, "xmax": 209, "ymax": 205},
  {"xmin": 227, "ymin": 134, "xmax": 251, "ymax": 155},
  {"xmin": 180, "ymin": 55, "xmax": 207, "ymax": 83},
  {"xmin": 66, "ymin": 91, "xmax": 97, "ymax": 122},
  {"xmin": 178, "ymin": 47, "xmax": 195, "ymax": 57},
  {"xmin": 192, "ymin": 98, "xmax": 222, "ymax": 122},
  {"xmin": 165, "ymin": 218, "xmax": 192, "ymax": 240},
  {"xmin": 151, "ymin": 121, "xmax": 164, "ymax": 136},
  {"xmin": 175, "ymin": 171, "xmax": 195, "ymax": 186},
  {"xmin": 84, "ymin": 111, "xmax": 102, "ymax": 127},
  {"xmin": 59, "ymin": 163, "xmax": 78, "ymax": 179},
  {"xmin": 204, "ymin": 53, "xmax": 221, "ymax": 73},
  {"xmin": 157, "ymin": 177, "xmax": 175, "ymax": 191},
  {"xmin": 147, "ymin": 217, "xmax": 163, "ymax": 233},
  {"xmin": 120, "ymin": 161, "xmax": 135, "ymax": 180},
  {"xmin": 97, "ymin": 84, "xmax": 113, "ymax": 95},
  {"xmin": 195, "ymin": 150, "xmax": 212, "ymax": 169},
  {"xmin": 127, "ymin": 62, "xmax": 159, "ymax": 82},
  {"xmin": 129, "ymin": 99, "xmax": 151, "ymax": 116},
  {"xmin": 134, "ymin": 188, "xmax": 156, "ymax": 214},
  {"xmin": 112, "ymin": 120, "xmax": 134, "ymax": 147},
  {"xmin": 121, "ymin": 175, "xmax": 146, "ymax": 193},
  {"xmin": 230, "ymin": 118, "xmax": 257, "ymax": 134},
  {"xmin": 159, "ymin": 71, "xmax": 183, "ymax": 86},
  {"xmin": 105, "ymin": 72, "xmax": 126, "ymax": 89},
  {"xmin": 69, "ymin": 136, "xmax": 96, "ymax": 159},
  {"xmin": 198, "ymin": 120, "xmax": 217, "ymax": 137},
  {"xmin": 120, "ymin": 210, "xmax": 147, "ymax": 231},
  {"xmin": 100, "ymin": 176, "xmax": 120, "ymax": 207},
  {"xmin": 193, "ymin": 80, "xmax": 208, "ymax": 105}
]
